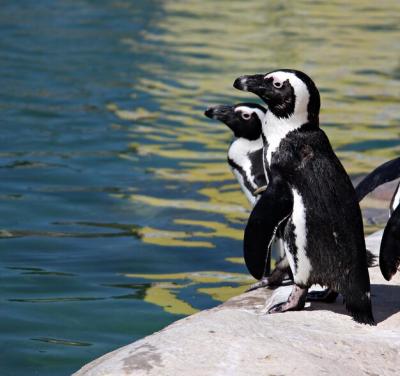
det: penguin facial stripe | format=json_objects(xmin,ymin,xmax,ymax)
[
  {"xmin": 234, "ymin": 106, "xmax": 265, "ymax": 124},
  {"xmin": 265, "ymin": 71, "xmax": 310, "ymax": 122},
  {"xmin": 291, "ymin": 188, "xmax": 311, "ymax": 285},
  {"xmin": 263, "ymin": 72, "xmax": 311, "ymax": 164}
]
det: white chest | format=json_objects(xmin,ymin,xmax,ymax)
[
  {"xmin": 228, "ymin": 137, "xmax": 263, "ymax": 206},
  {"xmin": 228, "ymin": 137, "xmax": 263, "ymax": 181},
  {"xmin": 263, "ymin": 111, "xmax": 307, "ymax": 164},
  {"xmin": 290, "ymin": 188, "xmax": 312, "ymax": 284}
]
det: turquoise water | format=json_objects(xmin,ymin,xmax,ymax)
[{"xmin": 1, "ymin": 1, "xmax": 399, "ymax": 375}]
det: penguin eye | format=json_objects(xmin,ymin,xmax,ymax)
[
  {"xmin": 241, "ymin": 112, "xmax": 251, "ymax": 120},
  {"xmin": 273, "ymin": 81, "xmax": 283, "ymax": 89}
]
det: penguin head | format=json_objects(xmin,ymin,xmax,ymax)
[
  {"xmin": 233, "ymin": 69, "xmax": 320, "ymax": 124},
  {"xmin": 204, "ymin": 103, "xmax": 266, "ymax": 140}
]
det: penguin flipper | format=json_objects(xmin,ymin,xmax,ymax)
[
  {"xmin": 355, "ymin": 157, "xmax": 400, "ymax": 202},
  {"xmin": 380, "ymin": 204, "xmax": 400, "ymax": 281},
  {"xmin": 243, "ymin": 177, "xmax": 293, "ymax": 280}
]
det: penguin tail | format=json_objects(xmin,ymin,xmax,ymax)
[
  {"xmin": 344, "ymin": 266, "xmax": 375, "ymax": 326},
  {"xmin": 379, "ymin": 205, "xmax": 400, "ymax": 281},
  {"xmin": 346, "ymin": 301, "xmax": 375, "ymax": 326}
]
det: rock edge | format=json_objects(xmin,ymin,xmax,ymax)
[{"xmin": 74, "ymin": 231, "xmax": 400, "ymax": 376}]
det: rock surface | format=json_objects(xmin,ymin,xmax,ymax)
[{"xmin": 74, "ymin": 231, "xmax": 400, "ymax": 376}]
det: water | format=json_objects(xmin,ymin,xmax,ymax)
[{"xmin": 1, "ymin": 0, "xmax": 399, "ymax": 374}]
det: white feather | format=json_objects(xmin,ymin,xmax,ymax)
[
  {"xmin": 228, "ymin": 137, "xmax": 263, "ymax": 191},
  {"xmin": 234, "ymin": 106, "xmax": 265, "ymax": 124},
  {"xmin": 232, "ymin": 169, "xmax": 256, "ymax": 206},
  {"xmin": 291, "ymin": 188, "xmax": 312, "ymax": 285},
  {"xmin": 284, "ymin": 241, "xmax": 296, "ymax": 275},
  {"xmin": 391, "ymin": 183, "xmax": 400, "ymax": 212},
  {"xmin": 262, "ymin": 71, "xmax": 310, "ymax": 164}
]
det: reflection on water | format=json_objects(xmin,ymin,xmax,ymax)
[
  {"xmin": 124, "ymin": 271, "xmax": 254, "ymax": 315},
  {"xmin": 1, "ymin": 0, "xmax": 399, "ymax": 374}
]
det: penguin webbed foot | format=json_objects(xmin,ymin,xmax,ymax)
[
  {"xmin": 306, "ymin": 288, "xmax": 338, "ymax": 303},
  {"xmin": 246, "ymin": 266, "xmax": 292, "ymax": 292},
  {"xmin": 268, "ymin": 285, "xmax": 308, "ymax": 314}
]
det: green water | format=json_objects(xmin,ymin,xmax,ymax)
[{"xmin": 1, "ymin": 1, "xmax": 399, "ymax": 374}]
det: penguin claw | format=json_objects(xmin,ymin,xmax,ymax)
[{"xmin": 267, "ymin": 302, "xmax": 286, "ymax": 314}]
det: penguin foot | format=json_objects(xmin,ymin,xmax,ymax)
[
  {"xmin": 268, "ymin": 285, "xmax": 308, "ymax": 314},
  {"xmin": 306, "ymin": 288, "xmax": 338, "ymax": 303},
  {"xmin": 246, "ymin": 268, "xmax": 292, "ymax": 292},
  {"xmin": 246, "ymin": 277, "xmax": 270, "ymax": 292}
]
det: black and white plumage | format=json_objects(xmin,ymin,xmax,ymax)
[
  {"xmin": 204, "ymin": 103, "xmax": 288, "ymax": 285},
  {"xmin": 204, "ymin": 103, "xmax": 267, "ymax": 205},
  {"xmin": 234, "ymin": 69, "xmax": 375, "ymax": 325},
  {"xmin": 355, "ymin": 157, "xmax": 400, "ymax": 281}
]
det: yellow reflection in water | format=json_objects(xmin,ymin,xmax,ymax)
[
  {"xmin": 127, "ymin": 271, "xmax": 253, "ymax": 284},
  {"xmin": 130, "ymin": 194, "xmax": 249, "ymax": 222},
  {"xmin": 140, "ymin": 218, "xmax": 242, "ymax": 248},
  {"xmin": 140, "ymin": 227, "xmax": 214, "ymax": 248},
  {"xmin": 198, "ymin": 286, "xmax": 248, "ymax": 302},
  {"xmin": 126, "ymin": 271, "xmax": 254, "ymax": 314},
  {"xmin": 111, "ymin": 0, "xmax": 400, "ymax": 313},
  {"xmin": 225, "ymin": 257, "xmax": 245, "ymax": 265},
  {"xmin": 145, "ymin": 282, "xmax": 198, "ymax": 315}
]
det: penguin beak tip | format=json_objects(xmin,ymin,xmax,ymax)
[
  {"xmin": 233, "ymin": 76, "xmax": 248, "ymax": 91},
  {"xmin": 204, "ymin": 107, "xmax": 214, "ymax": 118}
]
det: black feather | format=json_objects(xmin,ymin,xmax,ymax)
[{"xmin": 380, "ymin": 204, "xmax": 400, "ymax": 280}]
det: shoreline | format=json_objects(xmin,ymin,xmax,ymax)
[{"xmin": 74, "ymin": 231, "xmax": 400, "ymax": 376}]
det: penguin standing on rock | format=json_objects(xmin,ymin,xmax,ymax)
[
  {"xmin": 355, "ymin": 157, "xmax": 400, "ymax": 280},
  {"xmin": 234, "ymin": 69, "xmax": 375, "ymax": 325},
  {"xmin": 204, "ymin": 103, "xmax": 290, "ymax": 286}
]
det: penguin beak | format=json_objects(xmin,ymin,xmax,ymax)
[
  {"xmin": 204, "ymin": 107, "xmax": 215, "ymax": 119},
  {"xmin": 234, "ymin": 74, "xmax": 273, "ymax": 101},
  {"xmin": 204, "ymin": 105, "xmax": 233, "ymax": 121}
]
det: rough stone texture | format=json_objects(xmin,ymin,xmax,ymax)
[{"xmin": 74, "ymin": 231, "xmax": 400, "ymax": 376}]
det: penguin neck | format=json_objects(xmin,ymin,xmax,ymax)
[
  {"xmin": 262, "ymin": 110, "xmax": 309, "ymax": 164},
  {"xmin": 228, "ymin": 136, "xmax": 263, "ymax": 162}
]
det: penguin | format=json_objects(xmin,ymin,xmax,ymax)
[
  {"xmin": 355, "ymin": 157, "xmax": 400, "ymax": 280},
  {"xmin": 204, "ymin": 103, "xmax": 290, "ymax": 287},
  {"xmin": 204, "ymin": 103, "xmax": 268, "ymax": 206},
  {"xmin": 233, "ymin": 69, "xmax": 375, "ymax": 325}
]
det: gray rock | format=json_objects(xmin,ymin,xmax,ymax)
[{"xmin": 74, "ymin": 231, "xmax": 400, "ymax": 376}]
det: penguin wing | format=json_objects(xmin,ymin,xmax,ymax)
[
  {"xmin": 243, "ymin": 176, "xmax": 293, "ymax": 280},
  {"xmin": 355, "ymin": 157, "xmax": 400, "ymax": 202},
  {"xmin": 379, "ymin": 204, "xmax": 400, "ymax": 281}
]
